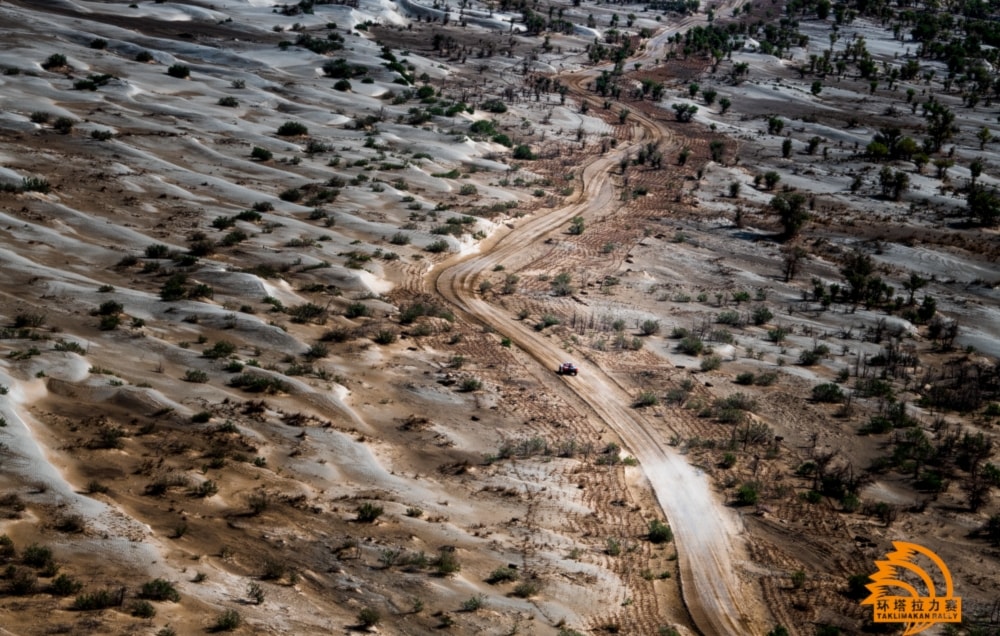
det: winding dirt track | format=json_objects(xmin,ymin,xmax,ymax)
[
  {"xmin": 429, "ymin": 29, "xmax": 764, "ymax": 635},
  {"xmin": 426, "ymin": 4, "xmax": 770, "ymax": 632}
]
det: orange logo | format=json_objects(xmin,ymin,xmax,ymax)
[{"xmin": 861, "ymin": 541, "xmax": 961, "ymax": 635}]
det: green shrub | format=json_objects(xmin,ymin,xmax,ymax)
[
  {"xmin": 812, "ymin": 383, "xmax": 845, "ymax": 403},
  {"xmin": 228, "ymin": 373, "xmax": 290, "ymax": 394},
  {"xmin": 735, "ymin": 483, "xmax": 760, "ymax": 506},
  {"xmin": 512, "ymin": 145, "xmax": 535, "ymax": 160},
  {"xmin": 167, "ymin": 64, "xmax": 190, "ymax": 78},
  {"xmin": 647, "ymin": 519, "xmax": 673, "ymax": 543},
  {"xmin": 203, "ymin": 340, "xmax": 236, "ymax": 359},
  {"xmin": 138, "ymin": 578, "xmax": 180, "ymax": 602},
  {"xmin": 356, "ymin": 502, "xmax": 384, "ymax": 523},
  {"xmin": 700, "ymin": 355, "xmax": 722, "ymax": 371},
  {"xmin": 135, "ymin": 50, "xmax": 154, "ymax": 62},
  {"xmin": 7, "ymin": 568, "xmax": 37, "ymax": 595},
  {"xmin": 73, "ymin": 587, "xmax": 125, "ymax": 610},
  {"xmin": 131, "ymin": 600, "xmax": 156, "ymax": 618},
  {"xmin": 372, "ymin": 329, "xmax": 397, "ymax": 345},
  {"xmin": 211, "ymin": 609, "xmax": 242, "ymax": 632},
  {"xmin": 481, "ymin": 99, "xmax": 507, "ymax": 113},
  {"xmin": 459, "ymin": 376, "xmax": 482, "ymax": 392},
  {"xmin": 677, "ymin": 335, "xmax": 703, "ymax": 355},
  {"xmin": 54, "ymin": 117, "xmax": 75, "ymax": 134},
  {"xmin": 751, "ymin": 306, "xmax": 773, "ymax": 325},
  {"xmin": 42, "ymin": 54, "xmax": 68, "ymax": 70},
  {"xmin": 487, "ymin": 567, "xmax": 519, "ymax": 584},
  {"xmin": 22, "ymin": 544, "xmax": 53, "ymax": 568},
  {"xmin": 434, "ymin": 549, "xmax": 461, "ymax": 576},
  {"xmin": 183, "ymin": 369, "xmax": 208, "ymax": 383},
  {"xmin": 277, "ymin": 121, "xmax": 308, "ymax": 136},
  {"xmin": 425, "ymin": 239, "xmax": 450, "ymax": 253},
  {"xmin": 358, "ymin": 607, "xmax": 380, "ymax": 628},
  {"xmin": 512, "ymin": 580, "xmax": 540, "ymax": 598},
  {"xmin": 634, "ymin": 391, "xmax": 659, "ymax": 408},
  {"xmin": 49, "ymin": 574, "xmax": 83, "ymax": 596},
  {"xmin": 217, "ymin": 96, "xmax": 239, "ymax": 107}
]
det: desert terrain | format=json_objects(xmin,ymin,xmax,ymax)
[{"xmin": 0, "ymin": 0, "xmax": 999, "ymax": 635}]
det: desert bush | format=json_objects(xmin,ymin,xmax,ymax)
[
  {"xmin": 277, "ymin": 121, "xmax": 308, "ymax": 136},
  {"xmin": 217, "ymin": 96, "xmax": 239, "ymax": 107},
  {"xmin": 203, "ymin": 340, "xmax": 236, "ymax": 359},
  {"xmin": 425, "ymin": 239, "xmax": 449, "ymax": 253},
  {"xmin": 246, "ymin": 581, "xmax": 265, "ymax": 605},
  {"xmin": 246, "ymin": 491, "xmax": 270, "ymax": 515},
  {"xmin": 512, "ymin": 580, "xmax": 540, "ymax": 598},
  {"xmin": 634, "ymin": 391, "xmax": 659, "ymax": 408},
  {"xmin": 0, "ymin": 535, "xmax": 14, "ymax": 560},
  {"xmin": 56, "ymin": 514, "xmax": 85, "ymax": 533},
  {"xmin": 812, "ymin": 383, "xmax": 845, "ymax": 403},
  {"xmin": 42, "ymin": 53, "xmax": 67, "ymax": 70},
  {"xmin": 358, "ymin": 607, "xmax": 380, "ymax": 628},
  {"xmin": 49, "ymin": 574, "xmax": 83, "ymax": 596},
  {"xmin": 640, "ymin": 319, "xmax": 660, "ymax": 335},
  {"xmin": 461, "ymin": 594, "xmax": 486, "ymax": 611},
  {"xmin": 14, "ymin": 312, "xmax": 46, "ymax": 329},
  {"xmin": 754, "ymin": 372, "xmax": 778, "ymax": 386},
  {"xmin": 648, "ymin": 519, "xmax": 673, "ymax": 543},
  {"xmin": 53, "ymin": 117, "xmax": 75, "ymax": 134},
  {"xmin": 166, "ymin": 64, "xmax": 190, "ymax": 79},
  {"xmin": 211, "ymin": 609, "xmax": 242, "ymax": 632},
  {"xmin": 512, "ymin": 145, "xmax": 535, "ymax": 160},
  {"xmin": 251, "ymin": 146, "xmax": 273, "ymax": 161},
  {"xmin": 22, "ymin": 544, "xmax": 54, "ymax": 568},
  {"xmin": 735, "ymin": 483, "xmax": 760, "ymax": 506},
  {"xmin": 131, "ymin": 600, "xmax": 156, "ymax": 618},
  {"xmin": 73, "ymin": 587, "xmax": 125, "ymax": 610},
  {"xmin": 144, "ymin": 244, "xmax": 170, "ymax": 259},
  {"xmin": 459, "ymin": 376, "xmax": 482, "ymax": 392},
  {"xmin": 192, "ymin": 480, "xmax": 218, "ymax": 498},
  {"xmin": 487, "ymin": 567, "xmax": 519, "ymax": 584},
  {"xmin": 183, "ymin": 369, "xmax": 208, "ymax": 383},
  {"xmin": 700, "ymin": 355, "xmax": 722, "ymax": 371},
  {"xmin": 135, "ymin": 50, "xmax": 154, "ymax": 62},
  {"xmin": 7, "ymin": 568, "xmax": 37, "ymax": 595},
  {"xmin": 289, "ymin": 303, "xmax": 326, "ymax": 324},
  {"xmin": 735, "ymin": 372, "xmax": 755, "ymax": 385},
  {"xmin": 798, "ymin": 344, "xmax": 830, "ymax": 366},
  {"xmin": 228, "ymin": 373, "xmax": 289, "ymax": 394},
  {"xmin": 279, "ymin": 187, "xmax": 302, "ymax": 202},
  {"xmin": 138, "ymin": 579, "xmax": 181, "ymax": 603},
  {"xmin": 433, "ymin": 549, "xmax": 461, "ymax": 576},
  {"xmin": 751, "ymin": 306, "xmax": 773, "ymax": 325},
  {"xmin": 356, "ymin": 502, "xmax": 384, "ymax": 523},
  {"xmin": 372, "ymin": 329, "xmax": 398, "ymax": 345},
  {"xmin": 259, "ymin": 557, "xmax": 286, "ymax": 581},
  {"xmin": 677, "ymin": 335, "xmax": 703, "ymax": 355},
  {"xmin": 716, "ymin": 310, "xmax": 741, "ymax": 326}
]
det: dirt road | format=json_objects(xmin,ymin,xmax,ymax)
[
  {"xmin": 431, "ymin": 120, "xmax": 765, "ymax": 636},
  {"xmin": 429, "ymin": 9, "xmax": 770, "ymax": 631}
]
